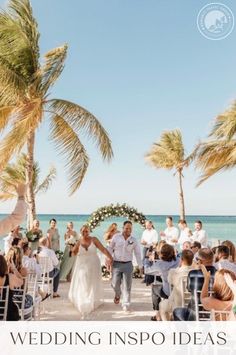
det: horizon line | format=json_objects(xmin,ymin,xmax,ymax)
[{"xmin": 0, "ymin": 213, "xmax": 235, "ymax": 217}]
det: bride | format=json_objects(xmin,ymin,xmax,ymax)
[{"xmin": 68, "ymin": 225, "xmax": 113, "ymax": 318}]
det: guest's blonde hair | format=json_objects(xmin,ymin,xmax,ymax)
[
  {"xmin": 213, "ymin": 269, "xmax": 236, "ymax": 301},
  {"xmin": 104, "ymin": 223, "xmax": 117, "ymax": 241}
]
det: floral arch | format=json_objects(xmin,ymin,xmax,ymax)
[{"xmin": 87, "ymin": 203, "xmax": 147, "ymax": 230}]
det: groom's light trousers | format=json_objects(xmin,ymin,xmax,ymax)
[{"xmin": 111, "ymin": 261, "xmax": 133, "ymax": 307}]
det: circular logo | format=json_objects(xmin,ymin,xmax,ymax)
[{"xmin": 197, "ymin": 3, "xmax": 234, "ymax": 40}]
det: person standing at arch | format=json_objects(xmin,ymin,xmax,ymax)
[
  {"xmin": 107, "ymin": 220, "xmax": 142, "ymax": 312},
  {"xmin": 160, "ymin": 216, "xmax": 179, "ymax": 247},
  {"xmin": 141, "ymin": 220, "xmax": 158, "ymax": 265}
]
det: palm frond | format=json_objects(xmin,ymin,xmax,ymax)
[
  {"xmin": 35, "ymin": 45, "xmax": 67, "ymax": 95},
  {"xmin": 49, "ymin": 114, "xmax": 89, "ymax": 195},
  {"xmin": 47, "ymin": 99, "xmax": 113, "ymax": 161},
  {"xmin": 0, "ymin": 0, "xmax": 39, "ymax": 81},
  {"xmin": 145, "ymin": 129, "xmax": 185, "ymax": 170},
  {"xmin": 145, "ymin": 144, "xmax": 176, "ymax": 169},
  {"xmin": 0, "ymin": 99, "xmax": 42, "ymax": 170},
  {"xmin": 210, "ymin": 101, "xmax": 236, "ymax": 140},
  {"xmin": 0, "ymin": 55, "xmax": 27, "ymax": 104},
  {"xmin": 0, "ymin": 191, "xmax": 16, "ymax": 200},
  {"xmin": 0, "ymin": 106, "xmax": 14, "ymax": 132},
  {"xmin": 8, "ymin": 0, "xmax": 39, "ymax": 74},
  {"xmin": 35, "ymin": 165, "xmax": 56, "ymax": 194},
  {"xmin": 196, "ymin": 139, "xmax": 236, "ymax": 185}
]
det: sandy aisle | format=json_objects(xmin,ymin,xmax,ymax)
[{"xmin": 40, "ymin": 278, "xmax": 154, "ymax": 321}]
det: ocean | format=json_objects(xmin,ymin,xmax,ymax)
[{"xmin": 0, "ymin": 214, "xmax": 235, "ymax": 252}]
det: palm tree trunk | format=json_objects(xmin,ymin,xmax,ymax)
[
  {"xmin": 26, "ymin": 131, "xmax": 36, "ymax": 230},
  {"xmin": 177, "ymin": 169, "xmax": 185, "ymax": 220}
]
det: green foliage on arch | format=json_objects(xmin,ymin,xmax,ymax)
[{"xmin": 87, "ymin": 203, "xmax": 147, "ymax": 230}]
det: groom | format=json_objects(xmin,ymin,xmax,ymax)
[{"xmin": 107, "ymin": 221, "xmax": 142, "ymax": 312}]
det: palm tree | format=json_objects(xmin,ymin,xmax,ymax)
[
  {"xmin": 145, "ymin": 129, "xmax": 193, "ymax": 219},
  {"xmin": 0, "ymin": 0, "xmax": 113, "ymax": 228},
  {"xmin": 0, "ymin": 153, "xmax": 56, "ymax": 228},
  {"xmin": 196, "ymin": 101, "xmax": 236, "ymax": 185}
]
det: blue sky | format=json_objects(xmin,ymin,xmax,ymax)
[{"xmin": 1, "ymin": 0, "xmax": 236, "ymax": 215}]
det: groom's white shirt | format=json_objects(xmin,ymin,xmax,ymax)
[{"xmin": 108, "ymin": 233, "xmax": 142, "ymax": 267}]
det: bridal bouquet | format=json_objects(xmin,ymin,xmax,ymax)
[
  {"xmin": 66, "ymin": 235, "xmax": 77, "ymax": 246},
  {"xmin": 26, "ymin": 230, "xmax": 42, "ymax": 242},
  {"xmin": 55, "ymin": 250, "xmax": 64, "ymax": 261}
]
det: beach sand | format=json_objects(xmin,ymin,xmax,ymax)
[{"xmin": 40, "ymin": 279, "xmax": 154, "ymax": 321}]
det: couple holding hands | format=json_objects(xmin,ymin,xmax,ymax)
[{"xmin": 68, "ymin": 220, "xmax": 142, "ymax": 317}]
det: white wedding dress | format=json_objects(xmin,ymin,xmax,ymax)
[{"xmin": 68, "ymin": 241, "xmax": 103, "ymax": 317}]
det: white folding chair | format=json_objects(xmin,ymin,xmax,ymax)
[
  {"xmin": 194, "ymin": 289, "xmax": 212, "ymax": 321},
  {"xmin": 37, "ymin": 256, "xmax": 53, "ymax": 296},
  {"xmin": 27, "ymin": 273, "xmax": 41, "ymax": 320},
  {"xmin": 0, "ymin": 286, "xmax": 9, "ymax": 321},
  {"xmin": 12, "ymin": 278, "xmax": 34, "ymax": 321},
  {"xmin": 181, "ymin": 277, "xmax": 191, "ymax": 307}
]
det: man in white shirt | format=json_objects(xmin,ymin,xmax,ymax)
[
  {"xmin": 22, "ymin": 244, "xmax": 42, "ymax": 276},
  {"xmin": 191, "ymin": 220, "xmax": 207, "ymax": 247},
  {"xmin": 38, "ymin": 237, "xmax": 60, "ymax": 297},
  {"xmin": 141, "ymin": 220, "xmax": 158, "ymax": 265},
  {"xmin": 214, "ymin": 245, "xmax": 236, "ymax": 274},
  {"xmin": 0, "ymin": 183, "xmax": 27, "ymax": 237},
  {"xmin": 160, "ymin": 216, "xmax": 179, "ymax": 246},
  {"xmin": 108, "ymin": 220, "xmax": 142, "ymax": 311},
  {"xmin": 178, "ymin": 219, "xmax": 192, "ymax": 251}
]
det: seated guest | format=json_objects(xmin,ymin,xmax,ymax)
[
  {"xmin": 182, "ymin": 241, "xmax": 191, "ymax": 250},
  {"xmin": 173, "ymin": 248, "xmax": 216, "ymax": 321},
  {"xmin": 159, "ymin": 249, "xmax": 194, "ymax": 320},
  {"xmin": 0, "ymin": 254, "xmax": 23, "ymax": 320},
  {"xmin": 224, "ymin": 273, "xmax": 236, "ymax": 320},
  {"xmin": 143, "ymin": 243, "xmax": 159, "ymax": 286},
  {"xmin": 38, "ymin": 237, "xmax": 60, "ymax": 298},
  {"xmin": 22, "ymin": 244, "xmax": 41, "ymax": 276},
  {"xmin": 222, "ymin": 240, "xmax": 236, "ymax": 263},
  {"xmin": 178, "ymin": 220, "xmax": 192, "ymax": 250},
  {"xmin": 3, "ymin": 231, "xmax": 14, "ymax": 255},
  {"xmin": 22, "ymin": 245, "xmax": 50, "ymax": 301},
  {"xmin": 145, "ymin": 244, "xmax": 180, "ymax": 321},
  {"xmin": 5, "ymin": 246, "xmax": 27, "ymax": 277},
  {"xmin": 201, "ymin": 265, "xmax": 235, "ymax": 320},
  {"xmin": 191, "ymin": 220, "xmax": 208, "ymax": 247},
  {"xmin": 143, "ymin": 240, "xmax": 167, "ymax": 286},
  {"xmin": 17, "ymin": 237, "xmax": 28, "ymax": 249},
  {"xmin": 156, "ymin": 240, "xmax": 167, "ymax": 255},
  {"xmin": 191, "ymin": 241, "xmax": 201, "ymax": 261},
  {"xmin": 214, "ymin": 245, "xmax": 236, "ymax": 274},
  {"xmin": 6, "ymin": 246, "xmax": 33, "ymax": 309}
]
